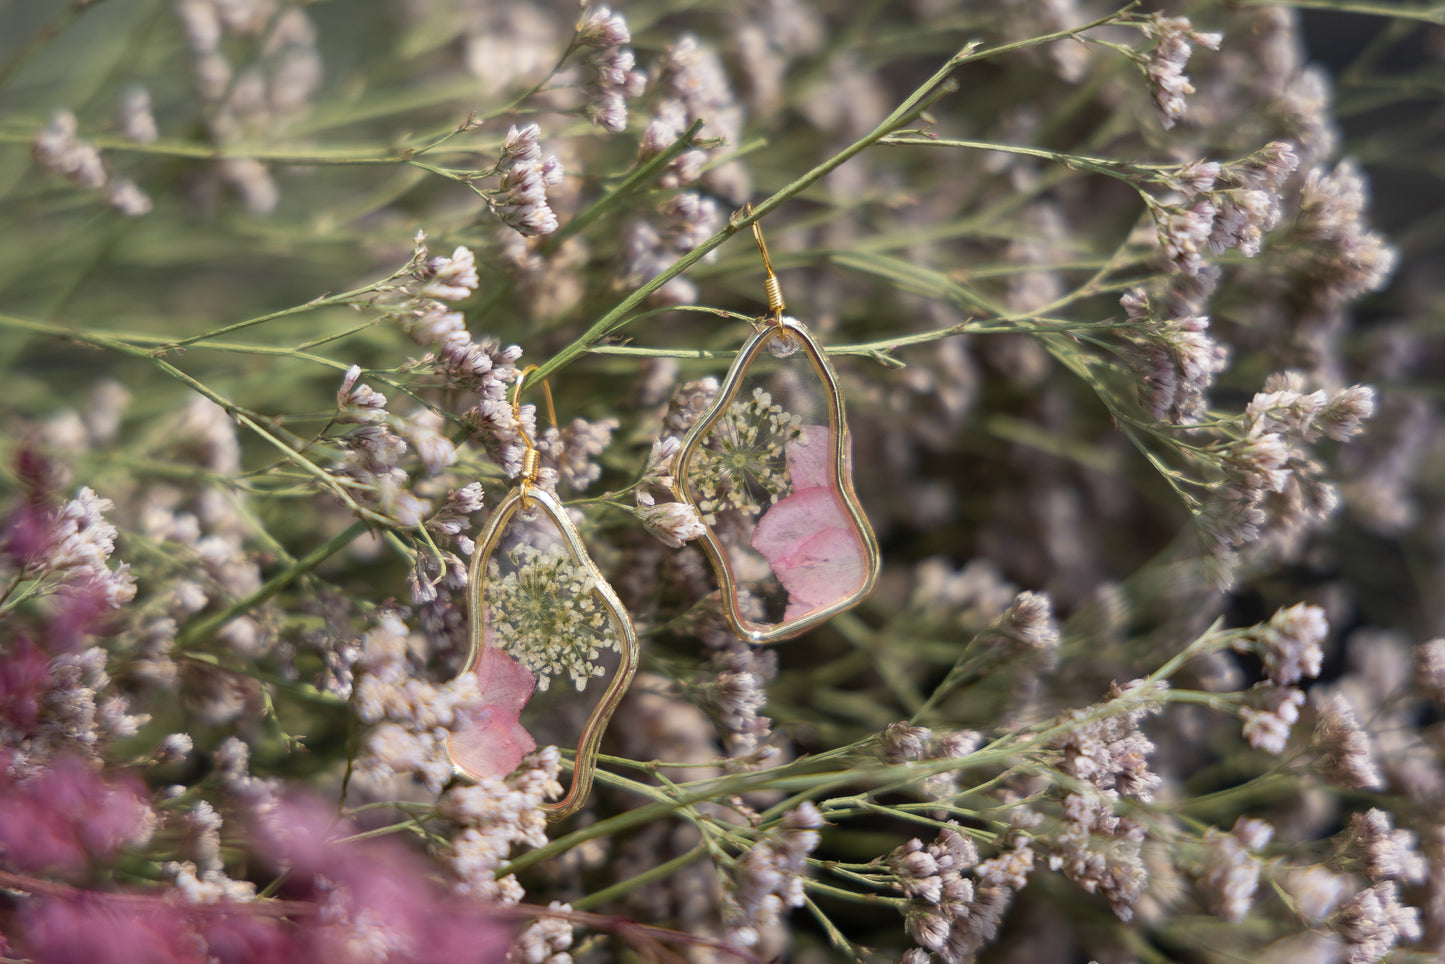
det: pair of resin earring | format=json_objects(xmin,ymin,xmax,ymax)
[{"xmin": 447, "ymin": 216, "xmax": 880, "ymax": 818}]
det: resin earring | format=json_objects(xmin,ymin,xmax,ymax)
[
  {"xmin": 671, "ymin": 211, "xmax": 881, "ymax": 643},
  {"xmin": 448, "ymin": 371, "xmax": 639, "ymax": 820}
]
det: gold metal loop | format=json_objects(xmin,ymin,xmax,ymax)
[{"xmin": 745, "ymin": 203, "xmax": 786, "ymax": 322}]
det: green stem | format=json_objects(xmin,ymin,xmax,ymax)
[
  {"xmin": 176, "ymin": 519, "xmax": 370, "ymax": 648},
  {"xmin": 522, "ymin": 38, "xmax": 989, "ymax": 390}
]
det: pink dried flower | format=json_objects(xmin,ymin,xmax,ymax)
[{"xmin": 0, "ymin": 753, "xmax": 156, "ymax": 873}]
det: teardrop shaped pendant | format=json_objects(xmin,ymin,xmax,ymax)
[
  {"xmin": 672, "ymin": 217, "xmax": 881, "ymax": 643},
  {"xmin": 448, "ymin": 401, "xmax": 638, "ymax": 820}
]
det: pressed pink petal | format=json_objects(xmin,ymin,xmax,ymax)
[
  {"xmin": 752, "ymin": 486, "xmax": 868, "ymax": 621},
  {"xmin": 449, "ymin": 646, "xmax": 536, "ymax": 781},
  {"xmin": 784, "ymin": 424, "xmax": 833, "ymax": 490}
]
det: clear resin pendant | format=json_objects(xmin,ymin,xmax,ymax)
[
  {"xmin": 673, "ymin": 316, "xmax": 881, "ymax": 643},
  {"xmin": 447, "ymin": 484, "xmax": 638, "ymax": 820}
]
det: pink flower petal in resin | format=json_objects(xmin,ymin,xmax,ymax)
[
  {"xmin": 751, "ymin": 425, "xmax": 869, "ymax": 621},
  {"xmin": 450, "ymin": 644, "xmax": 536, "ymax": 780}
]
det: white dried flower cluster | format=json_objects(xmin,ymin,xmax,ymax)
[
  {"xmin": 415, "ymin": 245, "xmax": 480, "ymax": 304},
  {"xmin": 118, "ymin": 86, "xmax": 159, "ymax": 144},
  {"xmin": 507, "ymin": 901, "xmax": 574, "ymax": 964},
  {"xmin": 1198, "ymin": 817, "xmax": 1273, "ymax": 923},
  {"xmin": 536, "ymin": 416, "xmax": 620, "ymax": 493},
  {"xmin": 688, "ymin": 388, "xmax": 804, "ymax": 524},
  {"xmin": 439, "ymin": 747, "xmax": 563, "ymax": 905},
  {"xmin": 1044, "ymin": 680, "xmax": 1168, "ymax": 921},
  {"xmin": 486, "ymin": 543, "xmax": 622, "ymax": 693},
  {"xmin": 877, "ymin": 723, "xmax": 983, "ymax": 804},
  {"xmin": 333, "ymin": 365, "xmax": 430, "ymax": 527},
  {"xmin": 1295, "ymin": 160, "xmax": 1398, "ymax": 308},
  {"xmin": 893, "ymin": 824, "xmax": 1017, "ymax": 963},
  {"xmin": 577, "ymin": 6, "xmax": 645, "ymax": 134},
  {"xmin": 1232, "ymin": 602, "xmax": 1327, "ymax": 687},
  {"xmin": 427, "ymin": 482, "xmax": 486, "ymax": 557},
  {"xmin": 641, "ymin": 34, "xmax": 745, "ymax": 197},
  {"xmin": 1416, "ymin": 638, "xmax": 1445, "ymax": 703},
  {"xmin": 31, "ymin": 486, "xmax": 137, "ymax": 611},
  {"xmin": 723, "ymin": 802, "xmax": 823, "ymax": 948},
  {"xmin": 162, "ymin": 859, "xmax": 258, "ymax": 904},
  {"xmin": 635, "ymin": 498, "xmax": 707, "ymax": 548},
  {"xmin": 1119, "ymin": 287, "xmax": 1230, "ymax": 425},
  {"xmin": 174, "ymin": 0, "xmax": 322, "ymax": 212},
  {"xmin": 1312, "ymin": 692, "xmax": 1384, "ymax": 790},
  {"xmin": 32, "ymin": 109, "xmax": 154, "ymax": 216},
  {"xmin": 0, "ymin": 643, "xmax": 147, "ymax": 774},
  {"xmin": 1139, "ymin": 15, "xmax": 1222, "ymax": 130},
  {"xmin": 1337, "ymin": 881, "xmax": 1422, "ymax": 964},
  {"xmin": 496, "ymin": 123, "xmax": 564, "ymax": 237},
  {"xmin": 1201, "ymin": 374, "xmax": 1373, "ymax": 561},
  {"xmin": 352, "ymin": 612, "xmax": 487, "ymax": 793},
  {"xmin": 977, "ymin": 590, "xmax": 1062, "ymax": 665},
  {"xmin": 1346, "ymin": 809, "xmax": 1427, "ymax": 884},
  {"xmin": 617, "ymin": 193, "xmax": 725, "ymax": 305},
  {"xmin": 1239, "ymin": 681, "xmax": 1307, "ymax": 756}
]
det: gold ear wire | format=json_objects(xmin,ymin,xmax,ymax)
[
  {"xmin": 745, "ymin": 203, "xmax": 785, "ymax": 322},
  {"xmin": 511, "ymin": 366, "xmax": 541, "ymax": 489}
]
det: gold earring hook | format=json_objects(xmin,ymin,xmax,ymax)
[
  {"xmin": 745, "ymin": 203, "xmax": 785, "ymax": 323},
  {"xmin": 511, "ymin": 366, "xmax": 542, "ymax": 489}
]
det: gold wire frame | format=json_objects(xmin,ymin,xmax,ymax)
[
  {"xmin": 448, "ymin": 483, "xmax": 640, "ymax": 821},
  {"xmin": 674, "ymin": 316, "xmax": 882, "ymax": 643}
]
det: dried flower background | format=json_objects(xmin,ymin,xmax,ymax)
[{"xmin": 0, "ymin": 0, "xmax": 1441, "ymax": 962}]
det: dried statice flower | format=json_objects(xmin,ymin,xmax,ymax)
[
  {"xmin": 1053, "ymin": 678, "xmax": 1167, "ymax": 803},
  {"xmin": 402, "ymin": 408, "xmax": 457, "ymax": 476},
  {"xmin": 1138, "ymin": 15, "xmax": 1223, "ymax": 130},
  {"xmin": 509, "ymin": 902, "xmax": 574, "ymax": 964},
  {"xmin": 1294, "ymin": 161, "xmax": 1398, "ymax": 308},
  {"xmin": 1416, "ymin": 638, "xmax": 1445, "ymax": 704},
  {"xmin": 3, "ymin": 484, "xmax": 138, "ymax": 626},
  {"xmin": 332, "ymin": 367, "xmax": 430, "ymax": 526},
  {"xmin": 154, "ymin": 732, "xmax": 194, "ymax": 765},
  {"xmin": 1045, "ymin": 683, "xmax": 1163, "ymax": 922},
  {"xmin": 438, "ymin": 746, "xmax": 564, "ymax": 905},
  {"xmin": 216, "ymin": 156, "xmax": 279, "ymax": 214},
  {"xmin": 1282, "ymin": 865, "xmax": 1351, "ymax": 923},
  {"xmin": 428, "ymin": 482, "xmax": 485, "ymax": 555},
  {"xmin": 643, "ymin": 34, "xmax": 747, "ymax": 200},
  {"xmin": 880, "ymin": 722, "xmax": 933, "ymax": 764},
  {"xmin": 1154, "ymin": 198, "xmax": 1218, "ymax": 278},
  {"xmin": 978, "ymin": 590, "xmax": 1062, "ymax": 664},
  {"xmin": 162, "ymin": 857, "xmax": 258, "ymax": 904},
  {"xmin": 578, "ymin": 6, "xmax": 644, "ymax": 134},
  {"xmin": 416, "ymin": 245, "xmax": 480, "ymax": 303},
  {"xmin": 635, "ymin": 498, "xmax": 707, "ymax": 548},
  {"xmin": 1336, "ymin": 882, "xmax": 1422, "ymax": 964},
  {"xmin": 1239, "ymin": 681, "xmax": 1306, "ymax": 755},
  {"xmin": 536, "ymin": 416, "xmax": 619, "ymax": 492},
  {"xmin": 1197, "ymin": 817, "xmax": 1272, "ymax": 923},
  {"xmin": 722, "ymin": 802, "xmax": 823, "ymax": 948},
  {"xmin": 1232, "ymin": 602, "xmax": 1327, "ymax": 687},
  {"xmin": 32, "ymin": 110, "xmax": 107, "ymax": 189},
  {"xmin": 1311, "ymin": 692, "xmax": 1383, "ymax": 790},
  {"xmin": 495, "ymin": 123, "xmax": 563, "ymax": 237},
  {"xmin": 352, "ymin": 611, "xmax": 487, "ymax": 792},
  {"xmin": 618, "ymin": 193, "xmax": 724, "ymax": 304},
  {"xmin": 117, "ymin": 85, "xmax": 159, "ymax": 143},
  {"xmin": 974, "ymin": 841, "xmax": 1036, "ymax": 892},
  {"xmin": 1345, "ymin": 809, "xmax": 1427, "ymax": 884}
]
